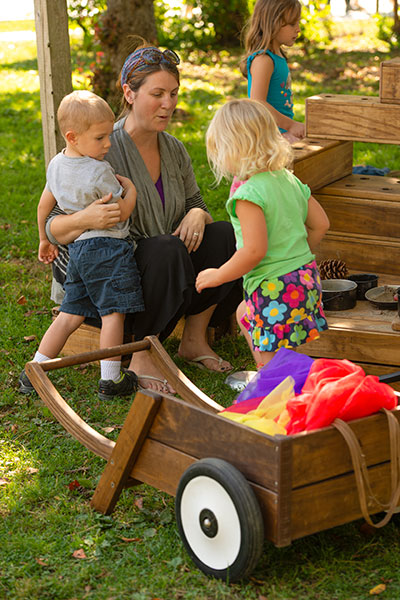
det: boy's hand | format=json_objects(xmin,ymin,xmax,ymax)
[
  {"xmin": 38, "ymin": 240, "xmax": 59, "ymax": 264},
  {"xmin": 195, "ymin": 268, "xmax": 221, "ymax": 293},
  {"xmin": 116, "ymin": 174, "xmax": 136, "ymax": 195}
]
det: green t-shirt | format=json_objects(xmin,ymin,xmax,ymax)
[{"xmin": 226, "ymin": 169, "xmax": 313, "ymax": 295}]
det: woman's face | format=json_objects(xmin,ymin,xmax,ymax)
[{"xmin": 124, "ymin": 70, "xmax": 179, "ymax": 133}]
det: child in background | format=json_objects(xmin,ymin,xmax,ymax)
[
  {"xmin": 241, "ymin": 0, "xmax": 305, "ymax": 142},
  {"xmin": 196, "ymin": 99, "xmax": 329, "ymax": 368},
  {"xmin": 19, "ymin": 90, "xmax": 144, "ymax": 400}
]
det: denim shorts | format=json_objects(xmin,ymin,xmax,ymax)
[{"xmin": 59, "ymin": 237, "xmax": 144, "ymax": 319}]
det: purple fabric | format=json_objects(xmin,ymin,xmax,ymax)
[
  {"xmin": 234, "ymin": 347, "xmax": 314, "ymax": 404},
  {"xmin": 155, "ymin": 175, "xmax": 165, "ymax": 208}
]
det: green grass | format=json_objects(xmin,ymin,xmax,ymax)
[{"xmin": 2, "ymin": 21, "xmax": 400, "ymax": 600}]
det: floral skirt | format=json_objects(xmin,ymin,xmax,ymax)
[{"xmin": 241, "ymin": 260, "xmax": 328, "ymax": 353}]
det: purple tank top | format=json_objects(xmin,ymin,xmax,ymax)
[{"xmin": 155, "ymin": 174, "xmax": 165, "ymax": 208}]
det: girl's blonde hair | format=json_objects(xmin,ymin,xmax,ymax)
[
  {"xmin": 57, "ymin": 90, "xmax": 114, "ymax": 137},
  {"xmin": 206, "ymin": 98, "xmax": 292, "ymax": 183},
  {"xmin": 240, "ymin": 0, "xmax": 301, "ymax": 76}
]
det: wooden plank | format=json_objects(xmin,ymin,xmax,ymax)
[
  {"xmin": 315, "ymin": 173, "xmax": 400, "ymax": 202},
  {"xmin": 306, "ymin": 94, "xmax": 400, "ymax": 144},
  {"xmin": 316, "ymin": 231, "xmax": 400, "ymax": 276},
  {"xmin": 147, "ymin": 396, "xmax": 282, "ymax": 491},
  {"xmin": 380, "ymin": 57, "xmax": 400, "ymax": 105},
  {"xmin": 130, "ymin": 438, "xmax": 281, "ymax": 544},
  {"xmin": 290, "ymin": 409, "xmax": 400, "ymax": 488},
  {"xmin": 297, "ymin": 325, "xmax": 400, "ymax": 366},
  {"xmin": 34, "ymin": 0, "xmax": 72, "ymax": 167},
  {"xmin": 293, "ymin": 140, "xmax": 353, "ymax": 192},
  {"xmin": 91, "ymin": 393, "xmax": 161, "ymax": 514},
  {"xmin": 290, "ymin": 462, "xmax": 393, "ymax": 540},
  {"xmin": 316, "ymin": 195, "xmax": 400, "ymax": 239}
]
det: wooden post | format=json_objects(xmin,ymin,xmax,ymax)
[{"xmin": 34, "ymin": 0, "xmax": 72, "ymax": 168}]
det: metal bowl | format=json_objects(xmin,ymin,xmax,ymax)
[
  {"xmin": 365, "ymin": 285, "xmax": 399, "ymax": 310},
  {"xmin": 321, "ymin": 279, "xmax": 357, "ymax": 311},
  {"xmin": 347, "ymin": 273, "xmax": 378, "ymax": 300}
]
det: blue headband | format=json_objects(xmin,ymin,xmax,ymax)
[{"xmin": 121, "ymin": 47, "xmax": 166, "ymax": 87}]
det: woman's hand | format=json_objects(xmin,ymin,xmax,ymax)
[
  {"xmin": 82, "ymin": 194, "xmax": 121, "ymax": 229},
  {"xmin": 172, "ymin": 208, "xmax": 210, "ymax": 253}
]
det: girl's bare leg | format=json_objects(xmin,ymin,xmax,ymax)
[{"xmin": 236, "ymin": 300, "xmax": 275, "ymax": 368}]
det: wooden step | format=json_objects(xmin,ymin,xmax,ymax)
[
  {"xmin": 316, "ymin": 231, "xmax": 400, "ymax": 276},
  {"xmin": 306, "ymin": 94, "xmax": 400, "ymax": 144},
  {"xmin": 314, "ymin": 174, "xmax": 400, "ymax": 239},
  {"xmin": 292, "ymin": 138, "xmax": 353, "ymax": 192},
  {"xmin": 380, "ymin": 57, "xmax": 400, "ymax": 105}
]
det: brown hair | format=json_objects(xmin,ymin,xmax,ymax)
[
  {"xmin": 117, "ymin": 36, "xmax": 180, "ymax": 118},
  {"xmin": 57, "ymin": 90, "xmax": 114, "ymax": 137},
  {"xmin": 240, "ymin": 0, "xmax": 301, "ymax": 76}
]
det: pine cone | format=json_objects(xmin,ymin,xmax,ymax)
[{"xmin": 318, "ymin": 259, "xmax": 349, "ymax": 280}]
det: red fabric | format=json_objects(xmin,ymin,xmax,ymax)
[{"xmin": 285, "ymin": 358, "xmax": 397, "ymax": 434}]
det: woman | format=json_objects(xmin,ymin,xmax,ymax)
[{"xmin": 46, "ymin": 40, "xmax": 242, "ymax": 393}]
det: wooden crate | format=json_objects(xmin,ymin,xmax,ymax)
[
  {"xmin": 314, "ymin": 174, "xmax": 400, "ymax": 239},
  {"xmin": 305, "ymin": 94, "xmax": 400, "ymax": 144},
  {"xmin": 380, "ymin": 58, "xmax": 400, "ymax": 105},
  {"xmin": 292, "ymin": 138, "xmax": 353, "ymax": 191}
]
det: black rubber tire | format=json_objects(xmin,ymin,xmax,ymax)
[{"xmin": 175, "ymin": 457, "xmax": 264, "ymax": 582}]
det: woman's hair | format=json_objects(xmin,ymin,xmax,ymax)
[
  {"xmin": 206, "ymin": 98, "xmax": 292, "ymax": 183},
  {"xmin": 117, "ymin": 36, "xmax": 180, "ymax": 118},
  {"xmin": 240, "ymin": 0, "xmax": 301, "ymax": 76},
  {"xmin": 57, "ymin": 90, "xmax": 114, "ymax": 136}
]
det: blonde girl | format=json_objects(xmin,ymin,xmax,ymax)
[
  {"xmin": 196, "ymin": 99, "xmax": 329, "ymax": 368},
  {"xmin": 241, "ymin": 0, "xmax": 304, "ymax": 142}
]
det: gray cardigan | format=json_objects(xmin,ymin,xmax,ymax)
[{"xmin": 105, "ymin": 117, "xmax": 209, "ymax": 240}]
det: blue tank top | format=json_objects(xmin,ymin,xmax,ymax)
[{"xmin": 247, "ymin": 50, "xmax": 294, "ymax": 132}]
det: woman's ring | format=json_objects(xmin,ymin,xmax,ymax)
[{"xmin": 193, "ymin": 232, "xmax": 199, "ymax": 237}]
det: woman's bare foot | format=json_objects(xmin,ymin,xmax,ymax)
[
  {"xmin": 178, "ymin": 310, "xmax": 232, "ymax": 373},
  {"xmin": 128, "ymin": 350, "xmax": 175, "ymax": 394}
]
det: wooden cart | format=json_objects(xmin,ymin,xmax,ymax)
[{"xmin": 25, "ymin": 336, "xmax": 400, "ymax": 582}]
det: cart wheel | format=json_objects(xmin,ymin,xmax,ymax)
[{"xmin": 175, "ymin": 458, "xmax": 264, "ymax": 582}]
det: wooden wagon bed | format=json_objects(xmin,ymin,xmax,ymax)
[{"xmin": 25, "ymin": 336, "xmax": 400, "ymax": 580}]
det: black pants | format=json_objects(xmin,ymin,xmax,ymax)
[{"xmin": 127, "ymin": 221, "xmax": 243, "ymax": 341}]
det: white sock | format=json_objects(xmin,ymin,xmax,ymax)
[
  {"xmin": 33, "ymin": 351, "xmax": 51, "ymax": 362},
  {"xmin": 100, "ymin": 360, "xmax": 121, "ymax": 382}
]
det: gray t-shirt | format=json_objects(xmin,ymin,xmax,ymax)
[{"xmin": 46, "ymin": 151, "xmax": 129, "ymax": 241}]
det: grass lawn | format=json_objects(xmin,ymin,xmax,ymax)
[{"xmin": 2, "ymin": 19, "xmax": 400, "ymax": 600}]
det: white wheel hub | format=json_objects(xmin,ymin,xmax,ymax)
[{"xmin": 179, "ymin": 475, "xmax": 241, "ymax": 570}]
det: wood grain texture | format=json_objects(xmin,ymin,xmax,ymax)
[
  {"xmin": 315, "ymin": 173, "xmax": 400, "ymax": 202},
  {"xmin": 306, "ymin": 94, "xmax": 400, "ymax": 144},
  {"xmin": 293, "ymin": 140, "xmax": 353, "ymax": 191},
  {"xmin": 380, "ymin": 58, "xmax": 400, "ymax": 104}
]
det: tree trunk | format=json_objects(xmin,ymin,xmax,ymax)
[
  {"xmin": 92, "ymin": 0, "xmax": 157, "ymax": 110},
  {"xmin": 394, "ymin": 0, "xmax": 400, "ymax": 35}
]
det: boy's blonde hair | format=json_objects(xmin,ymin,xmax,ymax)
[
  {"xmin": 206, "ymin": 98, "xmax": 292, "ymax": 183},
  {"xmin": 57, "ymin": 90, "xmax": 115, "ymax": 137},
  {"xmin": 240, "ymin": 0, "xmax": 301, "ymax": 76}
]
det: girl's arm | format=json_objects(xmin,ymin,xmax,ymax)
[
  {"xmin": 250, "ymin": 55, "xmax": 305, "ymax": 139},
  {"xmin": 196, "ymin": 200, "xmax": 267, "ymax": 291},
  {"xmin": 305, "ymin": 195, "xmax": 330, "ymax": 253},
  {"xmin": 48, "ymin": 194, "xmax": 120, "ymax": 245}
]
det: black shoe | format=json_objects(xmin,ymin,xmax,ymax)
[
  {"xmin": 98, "ymin": 369, "xmax": 139, "ymax": 401},
  {"xmin": 18, "ymin": 369, "xmax": 35, "ymax": 395}
]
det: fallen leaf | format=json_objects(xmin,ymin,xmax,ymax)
[
  {"xmin": 72, "ymin": 548, "xmax": 87, "ymax": 559},
  {"xmin": 370, "ymin": 584, "xmax": 386, "ymax": 595},
  {"xmin": 17, "ymin": 296, "xmax": 27, "ymax": 305},
  {"xmin": 134, "ymin": 496, "xmax": 144, "ymax": 509},
  {"xmin": 23, "ymin": 335, "xmax": 36, "ymax": 342},
  {"xmin": 102, "ymin": 426, "xmax": 116, "ymax": 433},
  {"xmin": 35, "ymin": 557, "xmax": 48, "ymax": 566},
  {"xmin": 26, "ymin": 467, "xmax": 39, "ymax": 475},
  {"xmin": 0, "ymin": 478, "xmax": 10, "ymax": 486},
  {"xmin": 68, "ymin": 479, "xmax": 80, "ymax": 491},
  {"xmin": 120, "ymin": 537, "xmax": 142, "ymax": 543},
  {"xmin": 10, "ymin": 424, "xmax": 18, "ymax": 433}
]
